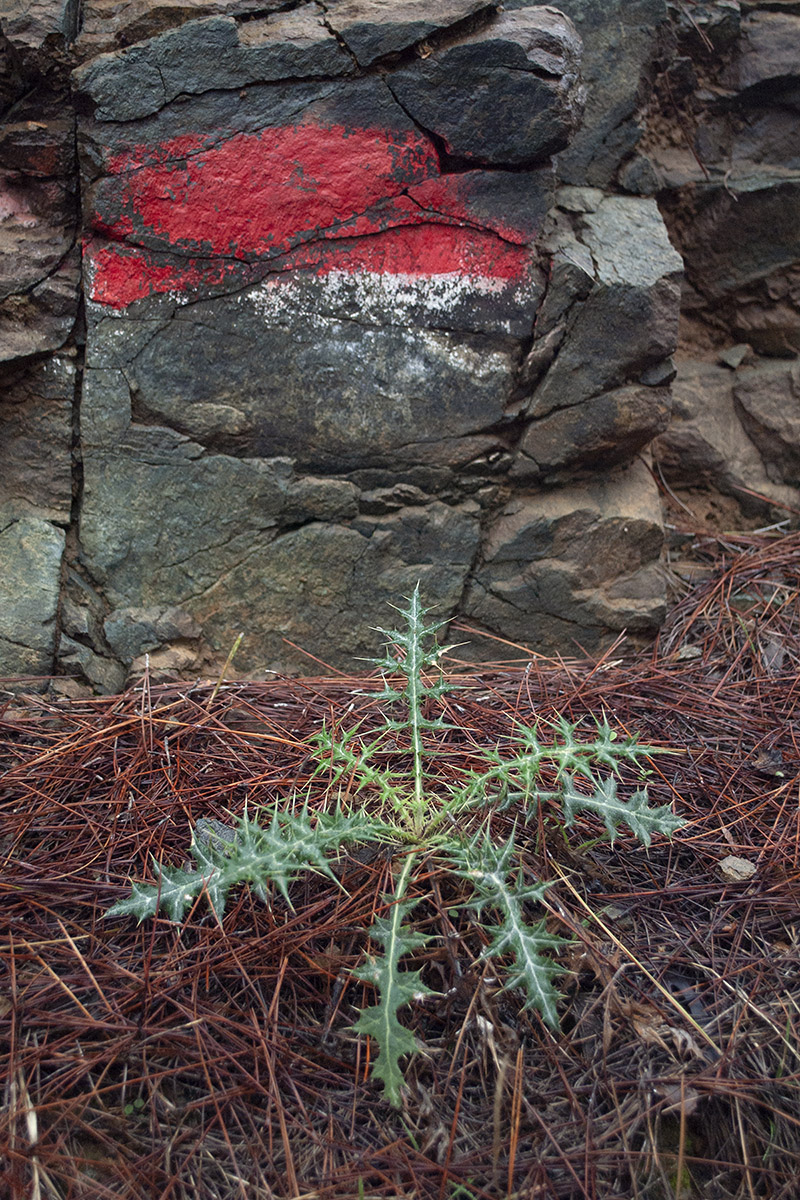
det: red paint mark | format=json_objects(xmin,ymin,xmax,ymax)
[
  {"xmin": 97, "ymin": 123, "xmax": 439, "ymax": 259},
  {"xmin": 282, "ymin": 225, "xmax": 531, "ymax": 281},
  {"xmin": 89, "ymin": 121, "xmax": 541, "ymax": 308},
  {"xmin": 86, "ymin": 224, "xmax": 531, "ymax": 309},
  {"xmin": 85, "ymin": 240, "xmax": 245, "ymax": 308}
]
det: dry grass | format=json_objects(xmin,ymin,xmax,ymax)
[{"xmin": 2, "ymin": 530, "xmax": 799, "ymax": 1199}]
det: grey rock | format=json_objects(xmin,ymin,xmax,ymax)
[
  {"xmin": 720, "ymin": 12, "xmax": 800, "ymax": 94},
  {"xmin": 528, "ymin": 197, "xmax": 682, "ymax": 417},
  {"xmin": 555, "ymin": 185, "xmax": 605, "ymax": 213},
  {"xmin": 651, "ymin": 360, "xmax": 800, "ymax": 512},
  {"xmin": 322, "ymin": 0, "xmax": 492, "ymax": 67},
  {"xmin": 79, "ymin": 338, "xmax": 482, "ymax": 673},
  {"xmin": 0, "ymin": 516, "xmax": 64, "ymax": 679},
  {"xmin": 104, "ymin": 605, "xmax": 201, "ymax": 662},
  {"xmin": 72, "ymin": 0, "xmax": 279, "ymax": 61},
  {"xmin": 73, "ymin": 8, "xmax": 352, "ymax": 123},
  {"xmin": 79, "ymin": 77, "xmax": 342, "ymax": 182},
  {"xmin": 618, "ymin": 153, "xmax": 660, "ymax": 196},
  {"xmin": 515, "ymin": 234, "xmax": 595, "ymax": 392},
  {"xmin": 387, "ymin": 7, "xmax": 584, "ymax": 165},
  {"xmin": 669, "ymin": 1, "xmax": 741, "ymax": 57},
  {"xmin": 535, "ymin": 236, "xmax": 595, "ymax": 334},
  {"xmin": 59, "ymin": 566, "xmax": 113, "ymax": 652},
  {"xmin": 639, "ymin": 357, "xmax": 677, "ymax": 386},
  {"xmin": 733, "ymin": 359, "xmax": 800, "ymax": 485},
  {"xmin": 718, "ymin": 343, "xmax": 753, "ymax": 370},
  {"xmin": 509, "ymin": 0, "xmax": 669, "ymax": 188},
  {"xmin": 58, "ymin": 635, "xmax": 127, "ymax": 693},
  {"xmin": 406, "ymin": 167, "xmax": 555, "ymax": 244},
  {"xmin": 514, "ymin": 385, "xmax": 672, "ymax": 480},
  {"xmin": 94, "ymin": 499, "xmax": 478, "ymax": 675},
  {"xmin": 79, "ymin": 429, "xmax": 291, "ymax": 602},
  {"xmin": 580, "ymin": 196, "xmax": 685, "ymax": 289},
  {"xmin": 463, "ymin": 458, "xmax": 666, "ymax": 655},
  {"xmin": 0, "ymin": 355, "xmax": 73, "ymax": 523},
  {"xmin": 95, "ymin": 301, "xmax": 520, "ymax": 472}
]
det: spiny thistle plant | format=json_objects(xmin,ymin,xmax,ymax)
[{"xmin": 106, "ymin": 587, "xmax": 683, "ymax": 1107}]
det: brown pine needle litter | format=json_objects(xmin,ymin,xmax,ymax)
[{"xmin": 2, "ymin": 530, "xmax": 800, "ymax": 1200}]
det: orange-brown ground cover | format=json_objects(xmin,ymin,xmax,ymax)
[{"xmin": 2, "ymin": 532, "xmax": 799, "ymax": 1199}]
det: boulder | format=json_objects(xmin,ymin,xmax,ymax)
[
  {"xmin": 525, "ymin": 195, "xmax": 682, "ymax": 417},
  {"xmin": 511, "ymin": 194, "xmax": 681, "ymax": 476}
]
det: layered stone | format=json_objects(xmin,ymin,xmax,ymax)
[{"xmin": 464, "ymin": 459, "xmax": 666, "ymax": 656}]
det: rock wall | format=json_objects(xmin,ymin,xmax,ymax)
[{"xmin": 0, "ymin": 0, "xmax": 798, "ymax": 688}]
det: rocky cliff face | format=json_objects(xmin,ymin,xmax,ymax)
[{"xmin": 1, "ymin": 0, "xmax": 797, "ymax": 687}]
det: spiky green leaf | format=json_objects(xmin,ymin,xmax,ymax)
[
  {"xmin": 353, "ymin": 886, "xmax": 434, "ymax": 1108},
  {"xmin": 447, "ymin": 831, "xmax": 566, "ymax": 1028},
  {"xmin": 106, "ymin": 806, "xmax": 387, "ymax": 924},
  {"xmin": 561, "ymin": 774, "xmax": 684, "ymax": 846},
  {"xmin": 105, "ymin": 856, "xmax": 202, "ymax": 924}
]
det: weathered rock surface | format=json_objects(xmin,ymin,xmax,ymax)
[
  {"xmin": 650, "ymin": 3, "xmax": 800, "ymax": 356},
  {"xmin": 668, "ymin": 0, "xmax": 741, "ymax": 57},
  {"xmin": 512, "ymin": 192, "xmax": 682, "ymax": 478},
  {"xmin": 734, "ymin": 359, "xmax": 800, "ymax": 486},
  {"xmin": 511, "ymin": 0, "xmax": 670, "ymax": 188},
  {"xmin": 0, "ymin": 355, "xmax": 73, "ymax": 523},
  {"xmin": 72, "ymin": 0, "xmax": 280, "ymax": 60},
  {"xmin": 387, "ymin": 8, "xmax": 584, "ymax": 164},
  {"xmin": 322, "ymin": 0, "xmax": 492, "ymax": 68},
  {"xmin": 73, "ymin": 9, "xmax": 352, "ymax": 123},
  {"xmin": 103, "ymin": 606, "xmax": 201, "ymax": 662},
  {"xmin": 652, "ymin": 360, "xmax": 800, "ymax": 513},
  {"xmin": 0, "ymin": 516, "xmax": 64, "ymax": 677},
  {"xmin": 464, "ymin": 459, "xmax": 666, "ymax": 655},
  {"xmin": 10, "ymin": 0, "xmax": 798, "ymax": 687},
  {"xmin": 720, "ymin": 10, "xmax": 800, "ymax": 94},
  {"xmin": 514, "ymin": 385, "xmax": 672, "ymax": 481}
]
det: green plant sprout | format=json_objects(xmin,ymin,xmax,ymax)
[{"xmin": 106, "ymin": 586, "xmax": 683, "ymax": 1107}]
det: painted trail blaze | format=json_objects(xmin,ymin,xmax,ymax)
[{"xmin": 86, "ymin": 119, "xmax": 537, "ymax": 309}]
